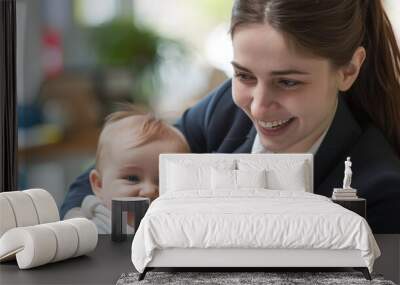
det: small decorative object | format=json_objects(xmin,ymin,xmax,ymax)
[
  {"xmin": 112, "ymin": 197, "xmax": 150, "ymax": 242},
  {"xmin": 343, "ymin": 157, "xmax": 353, "ymax": 189},
  {"xmin": 332, "ymin": 157, "xmax": 358, "ymax": 200}
]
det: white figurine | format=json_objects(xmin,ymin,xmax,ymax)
[{"xmin": 342, "ymin": 157, "xmax": 353, "ymax": 189}]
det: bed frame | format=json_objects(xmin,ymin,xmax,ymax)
[
  {"xmin": 138, "ymin": 154, "xmax": 372, "ymax": 281},
  {"xmin": 138, "ymin": 248, "xmax": 371, "ymax": 280}
]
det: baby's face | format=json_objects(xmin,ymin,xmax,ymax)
[{"xmin": 97, "ymin": 138, "xmax": 182, "ymax": 210}]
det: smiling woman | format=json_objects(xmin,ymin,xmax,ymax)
[
  {"xmin": 62, "ymin": 0, "xmax": 400, "ymax": 235},
  {"xmin": 172, "ymin": 0, "xmax": 400, "ymax": 234}
]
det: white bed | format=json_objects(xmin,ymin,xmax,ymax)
[{"xmin": 131, "ymin": 154, "xmax": 380, "ymax": 280}]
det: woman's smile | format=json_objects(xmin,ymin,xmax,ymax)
[{"xmin": 256, "ymin": 117, "xmax": 297, "ymax": 137}]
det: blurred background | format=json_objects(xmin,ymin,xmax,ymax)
[{"xmin": 17, "ymin": 0, "xmax": 400, "ymax": 209}]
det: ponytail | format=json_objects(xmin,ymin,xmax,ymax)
[{"xmin": 347, "ymin": 0, "xmax": 400, "ymax": 157}]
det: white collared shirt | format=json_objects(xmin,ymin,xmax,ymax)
[{"xmin": 251, "ymin": 128, "xmax": 329, "ymax": 156}]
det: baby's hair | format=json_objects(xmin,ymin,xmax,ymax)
[{"xmin": 95, "ymin": 104, "xmax": 190, "ymax": 171}]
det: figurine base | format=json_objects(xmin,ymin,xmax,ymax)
[
  {"xmin": 333, "ymin": 187, "xmax": 357, "ymax": 192},
  {"xmin": 332, "ymin": 188, "xmax": 358, "ymax": 200}
]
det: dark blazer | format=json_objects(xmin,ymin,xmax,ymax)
[{"xmin": 60, "ymin": 80, "xmax": 400, "ymax": 233}]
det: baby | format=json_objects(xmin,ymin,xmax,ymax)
[{"xmin": 64, "ymin": 106, "xmax": 190, "ymax": 233}]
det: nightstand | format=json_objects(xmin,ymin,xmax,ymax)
[
  {"xmin": 112, "ymin": 197, "xmax": 150, "ymax": 242},
  {"xmin": 331, "ymin": 198, "xmax": 366, "ymax": 218}
]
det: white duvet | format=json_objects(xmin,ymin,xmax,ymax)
[{"xmin": 131, "ymin": 190, "xmax": 380, "ymax": 273}]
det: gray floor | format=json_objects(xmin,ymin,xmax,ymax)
[
  {"xmin": 0, "ymin": 235, "xmax": 398, "ymax": 285},
  {"xmin": 373, "ymin": 234, "xmax": 400, "ymax": 284}
]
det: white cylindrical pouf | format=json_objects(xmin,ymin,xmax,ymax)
[
  {"xmin": 0, "ymin": 192, "xmax": 39, "ymax": 227},
  {"xmin": 42, "ymin": 221, "xmax": 79, "ymax": 262},
  {"xmin": 0, "ymin": 196, "xmax": 17, "ymax": 237},
  {"xmin": 24, "ymin": 189, "xmax": 60, "ymax": 224},
  {"xmin": 0, "ymin": 226, "xmax": 57, "ymax": 269},
  {"xmin": 64, "ymin": 218, "xmax": 98, "ymax": 257},
  {"xmin": 0, "ymin": 218, "xmax": 97, "ymax": 269}
]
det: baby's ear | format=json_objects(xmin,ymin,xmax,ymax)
[{"xmin": 89, "ymin": 169, "xmax": 103, "ymax": 198}]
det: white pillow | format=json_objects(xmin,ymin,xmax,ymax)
[
  {"xmin": 236, "ymin": 169, "xmax": 267, "ymax": 188},
  {"xmin": 166, "ymin": 159, "xmax": 236, "ymax": 192},
  {"xmin": 211, "ymin": 168, "xmax": 236, "ymax": 190},
  {"xmin": 211, "ymin": 168, "xmax": 267, "ymax": 190},
  {"xmin": 238, "ymin": 159, "xmax": 309, "ymax": 192},
  {"xmin": 167, "ymin": 162, "xmax": 210, "ymax": 191}
]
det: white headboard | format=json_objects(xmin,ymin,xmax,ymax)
[{"xmin": 159, "ymin": 153, "xmax": 313, "ymax": 195}]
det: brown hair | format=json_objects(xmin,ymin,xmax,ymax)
[
  {"xmin": 96, "ymin": 104, "xmax": 190, "ymax": 171},
  {"xmin": 230, "ymin": 0, "xmax": 400, "ymax": 157}
]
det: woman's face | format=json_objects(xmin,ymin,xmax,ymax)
[{"xmin": 231, "ymin": 23, "xmax": 340, "ymax": 153}]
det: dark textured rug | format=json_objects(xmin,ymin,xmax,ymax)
[{"xmin": 116, "ymin": 271, "xmax": 396, "ymax": 285}]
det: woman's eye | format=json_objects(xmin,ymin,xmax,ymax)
[
  {"xmin": 234, "ymin": 72, "xmax": 256, "ymax": 82},
  {"xmin": 278, "ymin": 79, "xmax": 300, "ymax": 89},
  {"xmin": 126, "ymin": 175, "xmax": 140, "ymax": 183}
]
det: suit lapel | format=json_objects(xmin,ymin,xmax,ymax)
[{"xmin": 232, "ymin": 126, "xmax": 257, "ymax": 153}]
